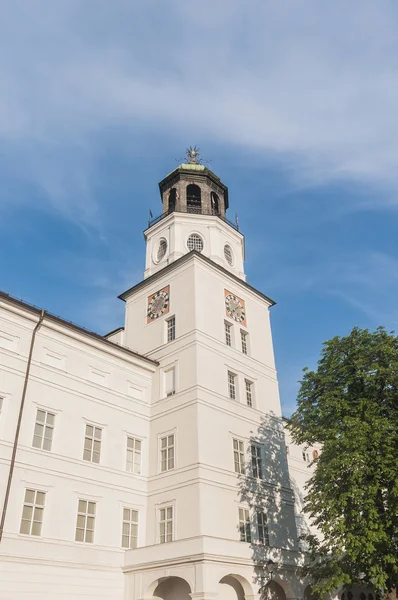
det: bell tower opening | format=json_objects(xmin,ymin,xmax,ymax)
[
  {"xmin": 168, "ymin": 188, "xmax": 177, "ymax": 214},
  {"xmin": 211, "ymin": 191, "xmax": 220, "ymax": 216},
  {"xmin": 186, "ymin": 184, "xmax": 202, "ymax": 214}
]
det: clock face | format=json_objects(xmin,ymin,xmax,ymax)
[
  {"xmin": 147, "ymin": 286, "xmax": 170, "ymax": 323},
  {"xmin": 225, "ymin": 290, "xmax": 246, "ymax": 325}
]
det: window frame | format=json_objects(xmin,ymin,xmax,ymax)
[
  {"xmin": 238, "ymin": 507, "xmax": 251, "ymax": 543},
  {"xmin": 250, "ymin": 444, "xmax": 263, "ymax": 479},
  {"xmin": 160, "ymin": 433, "xmax": 175, "ymax": 472},
  {"xmin": 245, "ymin": 379, "xmax": 253, "ymax": 407},
  {"xmin": 32, "ymin": 408, "xmax": 55, "ymax": 451},
  {"xmin": 233, "ymin": 438, "xmax": 245, "ymax": 474},
  {"xmin": 83, "ymin": 423, "xmax": 102, "ymax": 464},
  {"xmin": 240, "ymin": 330, "xmax": 249, "ymax": 355},
  {"xmin": 227, "ymin": 371, "xmax": 237, "ymax": 400},
  {"xmin": 20, "ymin": 488, "xmax": 46, "ymax": 537},
  {"xmin": 122, "ymin": 507, "xmax": 139, "ymax": 549},
  {"xmin": 166, "ymin": 316, "xmax": 176, "ymax": 343},
  {"xmin": 126, "ymin": 436, "xmax": 142, "ymax": 474},
  {"xmin": 75, "ymin": 499, "xmax": 96, "ymax": 544},
  {"xmin": 224, "ymin": 321, "xmax": 232, "ymax": 347},
  {"xmin": 159, "ymin": 505, "xmax": 174, "ymax": 543},
  {"xmin": 256, "ymin": 510, "xmax": 269, "ymax": 545}
]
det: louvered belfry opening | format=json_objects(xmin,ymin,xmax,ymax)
[
  {"xmin": 186, "ymin": 184, "xmax": 202, "ymax": 214},
  {"xmin": 168, "ymin": 188, "xmax": 177, "ymax": 214}
]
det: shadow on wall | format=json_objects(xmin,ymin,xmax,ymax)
[{"xmin": 238, "ymin": 413, "xmax": 309, "ymax": 599}]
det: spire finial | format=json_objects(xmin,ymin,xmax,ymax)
[{"xmin": 186, "ymin": 145, "xmax": 200, "ymax": 164}]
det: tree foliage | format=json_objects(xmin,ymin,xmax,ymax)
[{"xmin": 288, "ymin": 327, "xmax": 398, "ymax": 599}]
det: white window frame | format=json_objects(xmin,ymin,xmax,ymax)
[
  {"xmin": 251, "ymin": 444, "xmax": 263, "ymax": 479},
  {"xmin": 122, "ymin": 507, "xmax": 139, "ymax": 549},
  {"xmin": 224, "ymin": 321, "xmax": 232, "ymax": 347},
  {"xmin": 241, "ymin": 330, "xmax": 249, "ymax": 355},
  {"xmin": 233, "ymin": 438, "xmax": 245, "ymax": 474},
  {"xmin": 20, "ymin": 489, "xmax": 46, "ymax": 537},
  {"xmin": 126, "ymin": 436, "xmax": 142, "ymax": 474},
  {"xmin": 163, "ymin": 365, "xmax": 176, "ymax": 397},
  {"xmin": 245, "ymin": 379, "xmax": 253, "ymax": 407},
  {"xmin": 238, "ymin": 507, "xmax": 251, "ymax": 542},
  {"xmin": 83, "ymin": 423, "xmax": 102, "ymax": 463},
  {"xmin": 158, "ymin": 505, "xmax": 174, "ymax": 543},
  {"xmin": 160, "ymin": 433, "xmax": 175, "ymax": 472},
  {"xmin": 227, "ymin": 371, "xmax": 237, "ymax": 400},
  {"xmin": 75, "ymin": 499, "xmax": 96, "ymax": 544},
  {"xmin": 32, "ymin": 408, "xmax": 55, "ymax": 451},
  {"xmin": 256, "ymin": 510, "xmax": 269, "ymax": 545},
  {"xmin": 166, "ymin": 316, "xmax": 176, "ymax": 343},
  {"xmin": 302, "ymin": 451, "xmax": 310, "ymax": 462}
]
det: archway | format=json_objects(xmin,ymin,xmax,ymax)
[
  {"xmin": 211, "ymin": 191, "xmax": 220, "ymax": 215},
  {"xmin": 261, "ymin": 581, "xmax": 286, "ymax": 600},
  {"xmin": 303, "ymin": 585, "xmax": 316, "ymax": 600},
  {"xmin": 153, "ymin": 576, "xmax": 192, "ymax": 600},
  {"xmin": 186, "ymin": 184, "xmax": 202, "ymax": 213}
]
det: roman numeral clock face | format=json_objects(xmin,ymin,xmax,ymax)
[
  {"xmin": 224, "ymin": 289, "xmax": 246, "ymax": 326},
  {"xmin": 146, "ymin": 286, "xmax": 170, "ymax": 323}
]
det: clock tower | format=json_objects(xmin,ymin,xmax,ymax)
[
  {"xmin": 119, "ymin": 149, "xmax": 299, "ymax": 600},
  {"xmin": 143, "ymin": 147, "xmax": 246, "ymax": 281}
]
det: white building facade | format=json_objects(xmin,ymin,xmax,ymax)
[{"xmin": 0, "ymin": 157, "xmax": 316, "ymax": 600}]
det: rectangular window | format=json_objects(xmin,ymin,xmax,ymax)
[
  {"xmin": 20, "ymin": 489, "xmax": 45, "ymax": 536},
  {"xmin": 159, "ymin": 506, "xmax": 173, "ymax": 543},
  {"xmin": 164, "ymin": 367, "xmax": 176, "ymax": 397},
  {"xmin": 126, "ymin": 437, "xmax": 142, "ymax": 474},
  {"xmin": 32, "ymin": 409, "xmax": 55, "ymax": 451},
  {"xmin": 228, "ymin": 371, "xmax": 237, "ymax": 400},
  {"xmin": 75, "ymin": 499, "xmax": 96, "ymax": 543},
  {"xmin": 122, "ymin": 508, "xmax": 139, "ymax": 549},
  {"xmin": 245, "ymin": 380, "xmax": 253, "ymax": 407},
  {"xmin": 238, "ymin": 508, "xmax": 251, "ymax": 542},
  {"xmin": 257, "ymin": 511, "xmax": 269, "ymax": 545},
  {"xmin": 225, "ymin": 322, "xmax": 232, "ymax": 347},
  {"xmin": 302, "ymin": 451, "xmax": 310, "ymax": 462},
  {"xmin": 160, "ymin": 434, "xmax": 175, "ymax": 472},
  {"xmin": 83, "ymin": 424, "xmax": 102, "ymax": 463},
  {"xmin": 167, "ymin": 317, "xmax": 176, "ymax": 342},
  {"xmin": 251, "ymin": 444, "xmax": 263, "ymax": 479},
  {"xmin": 241, "ymin": 331, "xmax": 248, "ymax": 355},
  {"xmin": 233, "ymin": 438, "xmax": 245, "ymax": 474}
]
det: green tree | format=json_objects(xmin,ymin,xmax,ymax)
[{"xmin": 288, "ymin": 327, "xmax": 398, "ymax": 600}]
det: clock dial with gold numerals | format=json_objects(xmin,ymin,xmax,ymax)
[
  {"xmin": 147, "ymin": 286, "xmax": 170, "ymax": 323},
  {"xmin": 224, "ymin": 289, "xmax": 246, "ymax": 326}
]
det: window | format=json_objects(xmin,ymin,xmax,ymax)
[
  {"xmin": 225, "ymin": 322, "xmax": 232, "ymax": 347},
  {"xmin": 75, "ymin": 499, "xmax": 96, "ymax": 543},
  {"xmin": 224, "ymin": 244, "xmax": 234, "ymax": 266},
  {"xmin": 32, "ymin": 409, "xmax": 55, "ymax": 451},
  {"xmin": 159, "ymin": 506, "xmax": 173, "ymax": 543},
  {"xmin": 245, "ymin": 380, "xmax": 253, "ymax": 407},
  {"xmin": 211, "ymin": 191, "xmax": 220, "ymax": 215},
  {"xmin": 83, "ymin": 424, "xmax": 102, "ymax": 463},
  {"xmin": 302, "ymin": 451, "xmax": 310, "ymax": 462},
  {"xmin": 167, "ymin": 316, "xmax": 176, "ymax": 342},
  {"xmin": 164, "ymin": 367, "xmax": 176, "ymax": 397},
  {"xmin": 126, "ymin": 437, "xmax": 141, "ymax": 474},
  {"xmin": 20, "ymin": 489, "xmax": 45, "ymax": 536},
  {"xmin": 160, "ymin": 434, "xmax": 175, "ymax": 472},
  {"xmin": 228, "ymin": 371, "xmax": 237, "ymax": 400},
  {"xmin": 168, "ymin": 188, "xmax": 177, "ymax": 214},
  {"xmin": 251, "ymin": 444, "xmax": 263, "ymax": 479},
  {"xmin": 187, "ymin": 233, "xmax": 204, "ymax": 252},
  {"xmin": 157, "ymin": 239, "xmax": 168, "ymax": 262},
  {"xmin": 256, "ymin": 511, "xmax": 269, "ymax": 545},
  {"xmin": 122, "ymin": 508, "xmax": 139, "ymax": 549},
  {"xmin": 233, "ymin": 438, "xmax": 245, "ymax": 474},
  {"xmin": 238, "ymin": 508, "xmax": 251, "ymax": 542},
  {"xmin": 241, "ymin": 331, "xmax": 248, "ymax": 355}
]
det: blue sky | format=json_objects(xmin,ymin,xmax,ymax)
[{"xmin": 1, "ymin": 0, "xmax": 398, "ymax": 415}]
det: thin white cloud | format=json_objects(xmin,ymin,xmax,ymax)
[{"xmin": 1, "ymin": 0, "xmax": 398, "ymax": 224}]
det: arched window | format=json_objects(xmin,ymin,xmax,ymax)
[
  {"xmin": 168, "ymin": 188, "xmax": 177, "ymax": 214},
  {"xmin": 186, "ymin": 184, "xmax": 201, "ymax": 214},
  {"xmin": 211, "ymin": 192, "xmax": 220, "ymax": 215}
]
